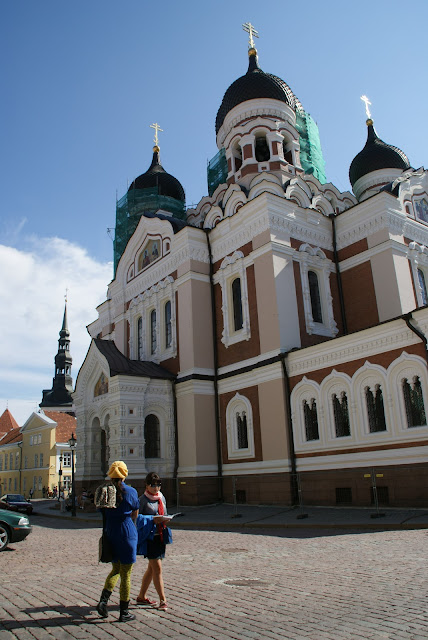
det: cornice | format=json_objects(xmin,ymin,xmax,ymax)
[{"xmin": 287, "ymin": 318, "xmax": 421, "ymax": 378}]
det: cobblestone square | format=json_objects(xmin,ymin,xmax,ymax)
[{"xmin": 1, "ymin": 516, "xmax": 427, "ymax": 639}]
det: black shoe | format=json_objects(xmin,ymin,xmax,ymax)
[
  {"xmin": 96, "ymin": 588, "xmax": 112, "ymax": 618},
  {"xmin": 119, "ymin": 600, "xmax": 136, "ymax": 622}
]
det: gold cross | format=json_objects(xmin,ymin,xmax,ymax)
[
  {"xmin": 360, "ymin": 95, "xmax": 372, "ymax": 119},
  {"xmin": 64, "ymin": 287, "xmax": 68, "ymax": 303},
  {"xmin": 150, "ymin": 122, "xmax": 163, "ymax": 147},
  {"xmin": 242, "ymin": 22, "xmax": 259, "ymax": 49}
]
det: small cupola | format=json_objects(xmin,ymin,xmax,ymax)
[{"xmin": 349, "ymin": 97, "xmax": 411, "ymax": 201}]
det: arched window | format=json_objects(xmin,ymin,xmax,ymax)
[
  {"xmin": 365, "ymin": 384, "xmax": 386, "ymax": 432},
  {"xmin": 164, "ymin": 301, "xmax": 172, "ymax": 348},
  {"xmin": 403, "ymin": 376, "xmax": 427, "ymax": 427},
  {"xmin": 137, "ymin": 316, "xmax": 143, "ymax": 360},
  {"xmin": 255, "ymin": 134, "xmax": 270, "ymax": 162},
  {"xmin": 236, "ymin": 411, "xmax": 248, "ymax": 449},
  {"xmin": 231, "ymin": 278, "xmax": 243, "ymax": 331},
  {"xmin": 303, "ymin": 399, "xmax": 319, "ymax": 441},
  {"xmin": 282, "ymin": 141, "xmax": 293, "ymax": 164},
  {"xmin": 232, "ymin": 140, "xmax": 242, "ymax": 172},
  {"xmin": 150, "ymin": 310, "xmax": 157, "ymax": 355},
  {"xmin": 417, "ymin": 269, "xmax": 428, "ymax": 306},
  {"xmin": 308, "ymin": 271, "xmax": 323, "ymax": 323},
  {"xmin": 144, "ymin": 414, "xmax": 160, "ymax": 458},
  {"xmin": 333, "ymin": 392, "xmax": 350, "ymax": 437}
]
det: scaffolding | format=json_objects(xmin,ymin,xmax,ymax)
[
  {"xmin": 113, "ymin": 188, "xmax": 186, "ymax": 275},
  {"xmin": 296, "ymin": 111, "xmax": 327, "ymax": 184},
  {"xmin": 207, "ymin": 148, "xmax": 228, "ymax": 196}
]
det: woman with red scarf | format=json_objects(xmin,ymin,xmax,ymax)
[{"xmin": 136, "ymin": 472, "xmax": 169, "ymax": 611}]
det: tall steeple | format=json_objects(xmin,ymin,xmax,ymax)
[{"xmin": 39, "ymin": 298, "xmax": 74, "ymax": 412}]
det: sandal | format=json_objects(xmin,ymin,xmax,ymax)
[
  {"xmin": 158, "ymin": 601, "xmax": 168, "ymax": 611},
  {"xmin": 136, "ymin": 597, "xmax": 156, "ymax": 606}
]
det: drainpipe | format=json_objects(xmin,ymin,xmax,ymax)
[
  {"xmin": 204, "ymin": 229, "xmax": 223, "ymax": 501},
  {"xmin": 279, "ymin": 352, "xmax": 299, "ymax": 505},
  {"xmin": 404, "ymin": 312, "xmax": 428, "ymax": 364},
  {"xmin": 329, "ymin": 213, "xmax": 348, "ymax": 335},
  {"xmin": 172, "ymin": 378, "xmax": 179, "ymax": 482}
]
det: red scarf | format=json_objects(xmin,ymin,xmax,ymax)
[{"xmin": 144, "ymin": 490, "xmax": 165, "ymax": 541}]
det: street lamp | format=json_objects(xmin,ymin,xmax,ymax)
[
  {"xmin": 68, "ymin": 433, "xmax": 77, "ymax": 517},
  {"xmin": 58, "ymin": 454, "xmax": 63, "ymax": 502}
]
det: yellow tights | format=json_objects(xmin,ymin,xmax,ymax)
[{"xmin": 104, "ymin": 562, "xmax": 133, "ymax": 601}]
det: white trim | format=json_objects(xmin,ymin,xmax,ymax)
[
  {"xmin": 214, "ymin": 251, "xmax": 251, "ymax": 347},
  {"xmin": 226, "ymin": 392, "xmax": 255, "ymax": 459}
]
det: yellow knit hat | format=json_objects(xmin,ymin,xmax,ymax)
[{"xmin": 108, "ymin": 460, "xmax": 128, "ymax": 479}]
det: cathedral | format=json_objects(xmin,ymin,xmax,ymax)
[{"xmin": 74, "ymin": 26, "xmax": 428, "ymax": 507}]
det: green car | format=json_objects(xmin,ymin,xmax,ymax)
[{"xmin": 0, "ymin": 508, "xmax": 32, "ymax": 551}]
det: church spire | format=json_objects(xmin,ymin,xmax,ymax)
[{"xmin": 39, "ymin": 297, "xmax": 74, "ymax": 411}]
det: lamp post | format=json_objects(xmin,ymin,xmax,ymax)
[
  {"xmin": 58, "ymin": 454, "xmax": 63, "ymax": 502},
  {"xmin": 68, "ymin": 433, "xmax": 77, "ymax": 517}
]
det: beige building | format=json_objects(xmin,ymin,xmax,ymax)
[{"xmin": 74, "ymin": 38, "xmax": 428, "ymax": 507}]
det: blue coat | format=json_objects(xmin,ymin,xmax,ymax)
[{"xmin": 104, "ymin": 483, "xmax": 140, "ymax": 564}]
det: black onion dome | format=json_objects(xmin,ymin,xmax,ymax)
[
  {"xmin": 128, "ymin": 149, "xmax": 185, "ymax": 202},
  {"xmin": 215, "ymin": 49, "xmax": 303, "ymax": 134},
  {"xmin": 349, "ymin": 121, "xmax": 410, "ymax": 187}
]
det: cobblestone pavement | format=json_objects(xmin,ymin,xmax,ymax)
[{"xmin": 1, "ymin": 515, "xmax": 427, "ymax": 640}]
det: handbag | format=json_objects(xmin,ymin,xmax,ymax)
[
  {"xmin": 98, "ymin": 510, "xmax": 114, "ymax": 563},
  {"xmin": 99, "ymin": 531, "xmax": 114, "ymax": 563}
]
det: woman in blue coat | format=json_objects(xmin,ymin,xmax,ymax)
[{"xmin": 96, "ymin": 461, "xmax": 140, "ymax": 622}]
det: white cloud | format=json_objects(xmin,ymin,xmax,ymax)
[{"xmin": 0, "ymin": 237, "xmax": 112, "ymax": 424}]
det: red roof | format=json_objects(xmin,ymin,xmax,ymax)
[
  {"xmin": 0, "ymin": 409, "xmax": 20, "ymax": 439},
  {"xmin": 0, "ymin": 427, "xmax": 22, "ymax": 445},
  {"xmin": 44, "ymin": 411, "xmax": 77, "ymax": 443}
]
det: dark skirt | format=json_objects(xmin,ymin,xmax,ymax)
[{"xmin": 145, "ymin": 535, "xmax": 166, "ymax": 560}]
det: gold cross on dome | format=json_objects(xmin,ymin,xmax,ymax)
[
  {"xmin": 150, "ymin": 122, "xmax": 163, "ymax": 147},
  {"xmin": 360, "ymin": 95, "xmax": 372, "ymax": 119},
  {"xmin": 242, "ymin": 22, "xmax": 259, "ymax": 49},
  {"xmin": 64, "ymin": 287, "xmax": 68, "ymax": 303}
]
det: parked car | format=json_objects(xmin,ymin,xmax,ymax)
[
  {"xmin": 0, "ymin": 494, "xmax": 33, "ymax": 515},
  {"xmin": 0, "ymin": 499, "xmax": 18, "ymax": 511},
  {"xmin": 0, "ymin": 508, "xmax": 32, "ymax": 551}
]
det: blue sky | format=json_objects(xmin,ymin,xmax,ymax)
[{"xmin": 1, "ymin": 0, "xmax": 427, "ymax": 424}]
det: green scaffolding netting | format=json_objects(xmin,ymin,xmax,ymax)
[
  {"xmin": 207, "ymin": 147, "xmax": 228, "ymax": 196},
  {"xmin": 113, "ymin": 188, "xmax": 186, "ymax": 275},
  {"xmin": 296, "ymin": 111, "xmax": 327, "ymax": 184}
]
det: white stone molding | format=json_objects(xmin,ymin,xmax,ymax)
[
  {"xmin": 297, "ymin": 243, "xmax": 338, "ymax": 337},
  {"xmin": 319, "ymin": 370, "xmax": 354, "ymax": 442},
  {"xmin": 311, "ymin": 193, "xmax": 334, "ymax": 216},
  {"xmin": 248, "ymin": 173, "xmax": 285, "ymax": 200},
  {"xmin": 214, "ymin": 251, "xmax": 251, "ymax": 347},
  {"xmin": 290, "ymin": 376, "xmax": 323, "ymax": 448},
  {"xmin": 284, "ymin": 177, "xmax": 312, "ymax": 208},
  {"xmin": 353, "ymin": 168, "xmax": 404, "ymax": 201},
  {"xmin": 352, "ymin": 361, "xmax": 391, "ymax": 438},
  {"xmin": 217, "ymin": 98, "xmax": 296, "ymax": 147},
  {"xmin": 223, "ymin": 190, "xmax": 248, "ymax": 219},
  {"xmin": 387, "ymin": 352, "xmax": 428, "ymax": 435},
  {"xmin": 129, "ymin": 276, "xmax": 176, "ymax": 362},
  {"xmin": 225, "ymin": 392, "xmax": 255, "ymax": 459},
  {"xmin": 203, "ymin": 205, "xmax": 223, "ymax": 229},
  {"xmin": 408, "ymin": 241, "xmax": 428, "ymax": 306}
]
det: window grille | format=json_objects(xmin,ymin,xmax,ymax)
[
  {"xmin": 236, "ymin": 411, "xmax": 248, "ymax": 449},
  {"xmin": 34, "ymin": 454, "xmax": 38, "ymax": 468},
  {"xmin": 336, "ymin": 487, "xmax": 352, "ymax": 504},
  {"xmin": 39, "ymin": 453, "xmax": 43, "ymax": 468},
  {"xmin": 15, "ymin": 452, "xmax": 19, "ymax": 470},
  {"xmin": 333, "ymin": 392, "xmax": 351, "ymax": 437},
  {"xmin": 303, "ymin": 398, "xmax": 319, "ymax": 440},
  {"xmin": 365, "ymin": 384, "xmax": 386, "ymax": 432},
  {"xmin": 137, "ymin": 316, "xmax": 143, "ymax": 360},
  {"xmin": 165, "ymin": 301, "xmax": 172, "ymax": 348},
  {"xmin": 232, "ymin": 278, "xmax": 243, "ymax": 331},
  {"xmin": 144, "ymin": 414, "xmax": 160, "ymax": 458},
  {"xmin": 403, "ymin": 376, "xmax": 427, "ymax": 427},
  {"xmin": 150, "ymin": 310, "xmax": 157, "ymax": 355},
  {"xmin": 417, "ymin": 269, "xmax": 428, "ymax": 305},
  {"xmin": 370, "ymin": 486, "xmax": 389, "ymax": 505},
  {"xmin": 308, "ymin": 271, "xmax": 323, "ymax": 323}
]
